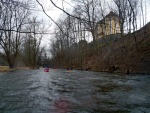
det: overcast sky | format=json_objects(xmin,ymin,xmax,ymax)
[
  {"xmin": 33, "ymin": 0, "xmax": 150, "ymax": 50},
  {"xmin": 34, "ymin": 0, "xmax": 150, "ymax": 33},
  {"xmin": 32, "ymin": 0, "xmax": 74, "ymax": 50},
  {"xmin": 34, "ymin": 0, "xmax": 73, "ymax": 24}
]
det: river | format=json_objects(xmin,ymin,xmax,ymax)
[{"xmin": 0, "ymin": 68, "xmax": 149, "ymax": 113}]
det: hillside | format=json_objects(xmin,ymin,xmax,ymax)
[{"xmin": 73, "ymin": 22, "xmax": 150, "ymax": 74}]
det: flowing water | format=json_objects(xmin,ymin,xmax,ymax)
[{"xmin": 0, "ymin": 68, "xmax": 149, "ymax": 113}]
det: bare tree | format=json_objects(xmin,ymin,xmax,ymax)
[
  {"xmin": 0, "ymin": 0, "xmax": 30, "ymax": 68},
  {"xmin": 22, "ymin": 17, "xmax": 44, "ymax": 68}
]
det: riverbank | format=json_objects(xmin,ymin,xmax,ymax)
[
  {"xmin": 0, "ymin": 66, "xmax": 11, "ymax": 72},
  {"xmin": 0, "ymin": 66, "xmax": 32, "ymax": 72},
  {"xmin": 83, "ymin": 23, "xmax": 150, "ymax": 74},
  {"xmin": 60, "ymin": 22, "xmax": 150, "ymax": 74}
]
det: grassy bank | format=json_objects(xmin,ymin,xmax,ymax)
[
  {"xmin": 0, "ymin": 66, "xmax": 11, "ymax": 72},
  {"xmin": 0, "ymin": 66, "xmax": 32, "ymax": 72}
]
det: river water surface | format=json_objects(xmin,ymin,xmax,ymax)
[{"xmin": 0, "ymin": 68, "xmax": 150, "ymax": 113}]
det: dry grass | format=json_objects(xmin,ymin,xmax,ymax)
[
  {"xmin": 0, "ymin": 66, "xmax": 34, "ymax": 72},
  {"xmin": 0, "ymin": 66, "xmax": 10, "ymax": 72},
  {"xmin": 16, "ymin": 67, "xmax": 31, "ymax": 70}
]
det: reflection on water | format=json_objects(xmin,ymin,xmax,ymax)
[{"xmin": 0, "ymin": 69, "xmax": 150, "ymax": 113}]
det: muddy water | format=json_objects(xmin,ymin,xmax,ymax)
[{"xmin": 0, "ymin": 69, "xmax": 149, "ymax": 113}]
